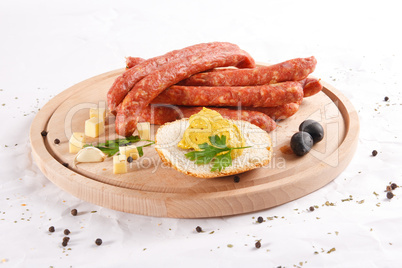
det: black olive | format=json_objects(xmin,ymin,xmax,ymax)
[
  {"xmin": 299, "ymin": 120, "xmax": 324, "ymax": 144},
  {"xmin": 290, "ymin": 132, "xmax": 313, "ymax": 156}
]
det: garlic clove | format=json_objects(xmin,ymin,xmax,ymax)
[{"xmin": 73, "ymin": 147, "xmax": 107, "ymax": 167}]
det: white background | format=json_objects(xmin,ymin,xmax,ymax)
[{"xmin": 1, "ymin": 0, "xmax": 402, "ymax": 267}]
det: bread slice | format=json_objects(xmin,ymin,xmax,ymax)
[{"xmin": 155, "ymin": 118, "xmax": 273, "ymax": 178}]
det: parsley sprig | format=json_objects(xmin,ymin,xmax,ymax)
[
  {"xmin": 184, "ymin": 135, "xmax": 250, "ymax": 172},
  {"xmin": 84, "ymin": 135, "xmax": 154, "ymax": 157}
]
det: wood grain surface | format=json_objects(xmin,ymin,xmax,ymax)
[{"xmin": 29, "ymin": 64, "xmax": 359, "ymax": 218}]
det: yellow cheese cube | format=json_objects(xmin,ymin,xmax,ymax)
[
  {"xmin": 89, "ymin": 108, "xmax": 106, "ymax": 122},
  {"xmin": 69, "ymin": 132, "xmax": 86, "ymax": 154},
  {"xmin": 137, "ymin": 122, "xmax": 151, "ymax": 140},
  {"xmin": 119, "ymin": 145, "xmax": 140, "ymax": 160},
  {"xmin": 85, "ymin": 117, "xmax": 105, "ymax": 138},
  {"xmin": 113, "ymin": 154, "xmax": 127, "ymax": 174}
]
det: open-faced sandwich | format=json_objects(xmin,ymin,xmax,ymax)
[{"xmin": 155, "ymin": 107, "xmax": 273, "ymax": 178}]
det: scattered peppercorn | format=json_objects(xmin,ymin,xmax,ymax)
[
  {"xmin": 41, "ymin": 130, "xmax": 48, "ymax": 137},
  {"xmin": 127, "ymin": 156, "xmax": 133, "ymax": 163},
  {"xmin": 391, "ymin": 183, "xmax": 398, "ymax": 190},
  {"xmin": 54, "ymin": 139, "xmax": 60, "ymax": 145},
  {"xmin": 255, "ymin": 240, "xmax": 261, "ymax": 249},
  {"xmin": 71, "ymin": 209, "xmax": 77, "ymax": 216},
  {"xmin": 195, "ymin": 226, "xmax": 202, "ymax": 233},
  {"xmin": 384, "ymin": 96, "xmax": 389, "ymax": 101},
  {"xmin": 64, "ymin": 229, "xmax": 70, "ymax": 235},
  {"xmin": 257, "ymin": 216, "xmax": 263, "ymax": 223},
  {"xmin": 234, "ymin": 175, "xmax": 240, "ymax": 183},
  {"xmin": 62, "ymin": 163, "xmax": 68, "ymax": 168},
  {"xmin": 95, "ymin": 238, "xmax": 102, "ymax": 246},
  {"xmin": 309, "ymin": 206, "xmax": 315, "ymax": 212},
  {"xmin": 62, "ymin": 240, "xmax": 68, "ymax": 247},
  {"xmin": 387, "ymin": 192, "xmax": 394, "ymax": 199},
  {"xmin": 49, "ymin": 226, "xmax": 55, "ymax": 232},
  {"xmin": 63, "ymin": 237, "xmax": 70, "ymax": 242},
  {"xmin": 386, "ymin": 186, "xmax": 392, "ymax": 192},
  {"xmin": 372, "ymin": 150, "xmax": 378, "ymax": 157}
]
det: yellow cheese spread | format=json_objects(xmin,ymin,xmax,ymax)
[{"xmin": 177, "ymin": 107, "xmax": 245, "ymax": 159}]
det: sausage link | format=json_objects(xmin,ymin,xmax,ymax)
[
  {"xmin": 139, "ymin": 105, "xmax": 276, "ymax": 132},
  {"xmin": 152, "ymin": 81, "xmax": 303, "ymax": 108},
  {"xmin": 251, "ymin": 102, "xmax": 300, "ymax": 120},
  {"xmin": 125, "ymin": 57, "xmax": 146, "ymax": 69},
  {"xmin": 107, "ymin": 42, "xmax": 251, "ymax": 114},
  {"xmin": 301, "ymin": 77, "xmax": 323, "ymax": 97},
  {"xmin": 116, "ymin": 48, "xmax": 256, "ymax": 136},
  {"xmin": 178, "ymin": 56, "xmax": 317, "ymax": 86}
]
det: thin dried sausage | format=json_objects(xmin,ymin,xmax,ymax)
[
  {"xmin": 152, "ymin": 81, "xmax": 304, "ymax": 108},
  {"xmin": 301, "ymin": 77, "xmax": 322, "ymax": 97},
  {"xmin": 125, "ymin": 57, "xmax": 145, "ymax": 69},
  {"xmin": 178, "ymin": 56, "xmax": 317, "ymax": 86},
  {"xmin": 116, "ymin": 48, "xmax": 255, "ymax": 136},
  {"xmin": 251, "ymin": 101, "xmax": 301, "ymax": 120},
  {"xmin": 139, "ymin": 105, "xmax": 276, "ymax": 132},
  {"xmin": 107, "ymin": 42, "xmax": 251, "ymax": 114}
]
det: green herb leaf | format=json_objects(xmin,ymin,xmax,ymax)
[
  {"xmin": 137, "ymin": 146, "xmax": 144, "ymax": 157},
  {"xmin": 85, "ymin": 136, "xmax": 154, "ymax": 157},
  {"xmin": 184, "ymin": 135, "xmax": 250, "ymax": 172},
  {"xmin": 211, "ymin": 152, "xmax": 232, "ymax": 172}
]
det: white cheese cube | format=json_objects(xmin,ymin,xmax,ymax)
[
  {"xmin": 89, "ymin": 108, "xmax": 106, "ymax": 122},
  {"xmin": 137, "ymin": 122, "xmax": 151, "ymax": 140},
  {"xmin": 85, "ymin": 117, "xmax": 105, "ymax": 138},
  {"xmin": 113, "ymin": 154, "xmax": 127, "ymax": 174},
  {"xmin": 119, "ymin": 145, "xmax": 139, "ymax": 160},
  {"xmin": 69, "ymin": 132, "xmax": 86, "ymax": 154}
]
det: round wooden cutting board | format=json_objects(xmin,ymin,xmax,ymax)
[{"xmin": 29, "ymin": 65, "xmax": 359, "ymax": 218}]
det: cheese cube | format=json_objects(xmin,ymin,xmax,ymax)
[
  {"xmin": 85, "ymin": 117, "xmax": 105, "ymax": 138},
  {"xmin": 119, "ymin": 145, "xmax": 139, "ymax": 160},
  {"xmin": 137, "ymin": 122, "xmax": 151, "ymax": 140},
  {"xmin": 113, "ymin": 154, "xmax": 127, "ymax": 174},
  {"xmin": 69, "ymin": 132, "xmax": 86, "ymax": 154},
  {"xmin": 89, "ymin": 108, "xmax": 106, "ymax": 122}
]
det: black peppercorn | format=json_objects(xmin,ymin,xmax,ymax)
[
  {"xmin": 386, "ymin": 185, "xmax": 392, "ymax": 192},
  {"xmin": 195, "ymin": 226, "xmax": 202, "ymax": 233},
  {"xmin": 372, "ymin": 150, "xmax": 378, "ymax": 157},
  {"xmin": 49, "ymin": 226, "xmax": 55, "ymax": 233},
  {"xmin": 384, "ymin": 96, "xmax": 389, "ymax": 101},
  {"xmin": 387, "ymin": 192, "xmax": 394, "ymax": 199},
  {"xmin": 255, "ymin": 240, "xmax": 261, "ymax": 248},
  {"xmin": 71, "ymin": 209, "xmax": 77, "ymax": 216},
  {"xmin": 62, "ymin": 240, "xmax": 68, "ymax": 247},
  {"xmin": 41, "ymin": 130, "xmax": 48, "ymax": 137},
  {"xmin": 309, "ymin": 206, "xmax": 315, "ymax": 212},
  {"xmin": 95, "ymin": 238, "xmax": 102, "ymax": 246},
  {"xmin": 391, "ymin": 183, "xmax": 398, "ymax": 190},
  {"xmin": 257, "ymin": 216, "xmax": 263, "ymax": 223},
  {"xmin": 233, "ymin": 175, "xmax": 240, "ymax": 183},
  {"xmin": 63, "ymin": 237, "xmax": 70, "ymax": 242},
  {"xmin": 54, "ymin": 139, "xmax": 60, "ymax": 145},
  {"xmin": 62, "ymin": 163, "xmax": 68, "ymax": 168},
  {"xmin": 127, "ymin": 156, "xmax": 133, "ymax": 163},
  {"xmin": 64, "ymin": 229, "xmax": 70, "ymax": 235}
]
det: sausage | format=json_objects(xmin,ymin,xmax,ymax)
[
  {"xmin": 251, "ymin": 101, "xmax": 301, "ymax": 120},
  {"xmin": 301, "ymin": 77, "xmax": 323, "ymax": 97},
  {"xmin": 116, "ymin": 48, "xmax": 255, "ymax": 136},
  {"xmin": 114, "ymin": 77, "xmax": 320, "ymax": 112},
  {"xmin": 139, "ymin": 105, "xmax": 276, "ymax": 132},
  {"xmin": 125, "ymin": 57, "xmax": 146, "ymax": 69},
  {"xmin": 178, "ymin": 56, "xmax": 317, "ymax": 86},
  {"xmin": 152, "ymin": 81, "xmax": 303, "ymax": 107},
  {"xmin": 107, "ymin": 42, "xmax": 251, "ymax": 114}
]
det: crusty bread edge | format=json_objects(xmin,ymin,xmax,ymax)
[{"xmin": 154, "ymin": 118, "xmax": 273, "ymax": 179}]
